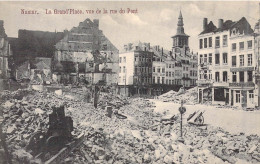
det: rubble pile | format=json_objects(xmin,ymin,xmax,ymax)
[
  {"xmin": 0, "ymin": 88, "xmax": 259, "ymax": 164},
  {"xmin": 159, "ymin": 87, "xmax": 198, "ymax": 104}
]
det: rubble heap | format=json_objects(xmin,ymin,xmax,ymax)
[
  {"xmin": 0, "ymin": 88, "xmax": 259, "ymax": 164},
  {"xmin": 159, "ymin": 87, "xmax": 198, "ymax": 104}
]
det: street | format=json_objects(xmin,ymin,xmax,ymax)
[{"xmin": 151, "ymin": 99, "xmax": 260, "ymax": 136}]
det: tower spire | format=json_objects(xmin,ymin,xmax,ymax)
[{"xmin": 177, "ymin": 10, "xmax": 184, "ymax": 34}]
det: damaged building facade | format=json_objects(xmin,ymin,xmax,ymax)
[
  {"xmin": 54, "ymin": 19, "xmax": 119, "ymax": 86},
  {"xmin": 197, "ymin": 17, "xmax": 258, "ymax": 108},
  {"xmin": 0, "ymin": 20, "xmax": 12, "ymax": 90}
]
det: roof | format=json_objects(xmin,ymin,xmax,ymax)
[{"xmin": 199, "ymin": 17, "xmax": 253, "ymax": 35}]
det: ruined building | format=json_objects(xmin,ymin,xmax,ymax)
[
  {"xmin": 0, "ymin": 20, "xmax": 13, "ymax": 90},
  {"xmin": 54, "ymin": 19, "xmax": 119, "ymax": 86},
  {"xmin": 0, "ymin": 20, "xmax": 12, "ymax": 79}
]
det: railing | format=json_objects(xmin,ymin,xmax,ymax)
[{"xmin": 229, "ymin": 82, "xmax": 255, "ymax": 87}]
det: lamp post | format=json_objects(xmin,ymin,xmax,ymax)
[
  {"xmin": 178, "ymin": 100, "xmax": 186, "ymax": 143},
  {"xmin": 124, "ymin": 68, "xmax": 127, "ymax": 97}
]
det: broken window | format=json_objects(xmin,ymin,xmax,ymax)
[
  {"xmin": 248, "ymin": 71, "xmax": 253, "ymax": 82},
  {"xmin": 223, "ymin": 53, "xmax": 227, "ymax": 64},
  {"xmin": 232, "ymin": 56, "xmax": 236, "ymax": 67},
  {"xmin": 240, "ymin": 55, "xmax": 244, "ymax": 66},
  {"xmin": 215, "ymin": 53, "xmax": 220, "ymax": 65},
  {"xmin": 239, "ymin": 71, "xmax": 244, "ymax": 82},
  {"xmin": 223, "ymin": 71, "xmax": 227, "ymax": 82}
]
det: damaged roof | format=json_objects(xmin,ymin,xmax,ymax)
[{"xmin": 199, "ymin": 17, "xmax": 253, "ymax": 35}]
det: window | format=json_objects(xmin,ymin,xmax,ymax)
[
  {"xmin": 239, "ymin": 42, "xmax": 244, "ymax": 50},
  {"xmin": 157, "ymin": 77, "xmax": 160, "ymax": 84},
  {"xmin": 119, "ymin": 57, "xmax": 122, "ymax": 63},
  {"xmin": 166, "ymin": 72, "xmax": 168, "ymax": 76},
  {"xmin": 119, "ymin": 76, "xmax": 121, "ymax": 83},
  {"xmin": 172, "ymin": 72, "xmax": 174, "ymax": 77},
  {"xmin": 223, "ymin": 71, "xmax": 227, "ymax": 82},
  {"xmin": 200, "ymin": 55, "xmax": 203, "ymax": 64},
  {"xmin": 162, "ymin": 77, "xmax": 165, "ymax": 84},
  {"xmin": 200, "ymin": 39, "xmax": 203, "ymax": 49},
  {"xmin": 135, "ymin": 67, "xmax": 137, "ymax": 73},
  {"xmin": 190, "ymin": 70, "xmax": 192, "ymax": 76},
  {"xmin": 123, "ymin": 57, "xmax": 126, "ymax": 62},
  {"xmin": 209, "ymin": 37, "xmax": 212, "ymax": 47},
  {"xmin": 204, "ymin": 38, "xmax": 207, "ymax": 48},
  {"xmin": 232, "ymin": 72, "xmax": 237, "ymax": 82},
  {"xmin": 153, "ymin": 67, "xmax": 155, "ymax": 72},
  {"xmin": 166, "ymin": 64, "xmax": 168, "ymax": 68},
  {"xmin": 215, "ymin": 53, "xmax": 220, "ymax": 65},
  {"xmin": 248, "ymin": 71, "xmax": 253, "ymax": 82},
  {"xmin": 239, "ymin": 71, "xmax": 244, "ymax": 82},
  {"xmin": 183, "ymin": 67, "xmax": 185, "ymax": 71},
  {"xmin": 232, "ymin": 43, "xmax": 236, "ymax": 51},
  {"xmin": 248, "ymin": 54, "xmax": 252, "ymax": 66},
  {"xmin": 248, "ymin": 40, "xmax": 252, "ymax": 49},
  {"xmin": 162, "ymin": 68, "xmax": 165, "ymax": 73},
  {"xmin": 169, "ymin": 72, "xmax": 171, "ymax": 77},
  {"xmin": 123, "ymin": 66, "xmax": 126, "ymax": 73},
  {"xmin": 240, "ymin": 55, "xmax": 244, "ymax": 66},
  {"xmin": 232, "ymin": 56, "xmax": 236, "ymax": 67},
  {"xmin": 223, "ymin": 35, "xmax": 228, "ymax": 46},
  {"xmin": 236, "ymin": 91, "xmax": 240, "ymax": 103},
  {"xmin": 215, "ymin": 72, "xmax": 220, "ymax": 82},
  {"xmin": 169, "ymin": 64, "xmax": 171, "ymax": 68},
  {"xmin": 119, "ymin": 66, "xmax": 121, "ymax": 73},
  {"xmin": 215, "ymin": 36, "xmax": 220, "ymax": 47},
  {"xmin": 223, "ymin": 53, "xmax": 227, "ymax": 64},
  {"xmin": 135, "ymin": 57, "xmax": 137, "ymax": 62},
  {"xmin": 157, "ymin": 68, "xmax": 160, "ymax": 73},
  {"xmin": 204, "ymin": 54, "xmax": 207, "ymax": 63},
  {"xmin": 249, "ymin": 90, "xmax": 254, "ymax": 103},
  {"xmin": 209, "ymin": 53, "xmax": 212, "ymax": 64}
]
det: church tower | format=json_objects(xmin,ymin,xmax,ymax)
[{"xmin": 171, "ymin": 11, "xmax": 189, "ymax": 50}]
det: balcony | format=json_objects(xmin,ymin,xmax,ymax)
[
  {"xmin": 197, "ymin": 79, "xmax": 213, "ymax": 86},
  {"xmin": 229, "ymin": 82, "xmax": 255, "ymax": 88}
]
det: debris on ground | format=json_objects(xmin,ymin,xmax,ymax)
[{"xmin": 0, "ymin": 87, "xmax": 259, "ymax": 163}]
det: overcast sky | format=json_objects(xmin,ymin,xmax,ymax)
[{"xmin": 0, "ymin": 1, "xmax": 259, "ymax": 52}]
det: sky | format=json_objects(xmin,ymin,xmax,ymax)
[{"xmin": 0, "ymin": 1, "xmax": 259, "ymax": 52}]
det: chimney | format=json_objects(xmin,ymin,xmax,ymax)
[
  {"xmin": 203, "ymin": 18, "xmax": 208, "ymax": 31},
  {"xmin": 218, "ymin": 19, "xmax": 224, "ymax": 29},
  {"xmin": 93, "ymin": 19, "xmax": 99, "ymax": 28}
]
